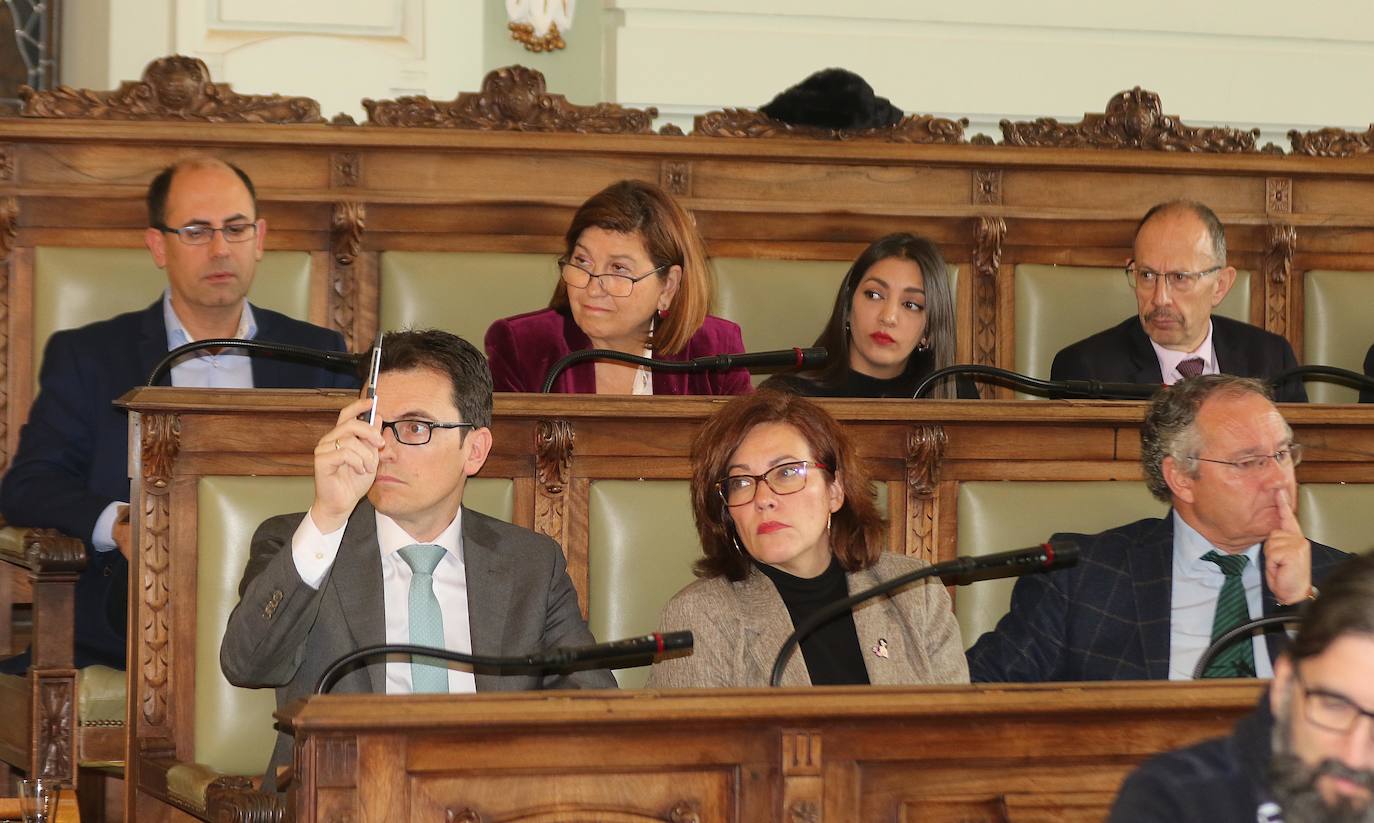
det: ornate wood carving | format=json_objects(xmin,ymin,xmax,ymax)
[
  {"xmin": 534, "ymin": 419, "xmax": 574, "ymax": 542},
  {"xmin": 782, "ymin": 730, "xmax": 823, "ymax": 823},
  {"xmin": 0, "ymin": 195, "xmax": 17, "ymax": 262},
  {"xmin": 788, "ymin": 801, "xmax": 821, "ymax": 823},
  {"xmin": 329, "ymin": 201, "xmax": 366, "ymax": 350},
  {"xmin": 1000, "ymin": 88, "xmax": 1260, "ymax": 153},
  {"xmin": 1263, "ymin": 224, "xmax": 1296, "ymax": 337},
  {"xmin": 972, "ymin": 216, "xmax": 1006, "ymax": 378},
  {"xmin": 693, "ymin": 109, "xmax": 967, "ymax": 143},
  {"xmin": 24, "ymin": 529, "xmax": 86, "ymax": 571},
  {"xmin": 205, "ymin": 777, "xmax": 288, "ymax": 823},
  {"xmin": 660, "ymin": 161, "xmax": 691, "ymax": 197},
  {"xmin": 364, "ymin": 66, "xmax": 657, "ymax": 134},
  {"xmin": 19, "ymin": 55, "xmax": 325, "ymax": 123},
  {"xmin": 35, "ymin": 674, "xmax": 76, "ymax": 781},
  {"xmin": 140, "ymin": 413, "xmax": 180, "ymax": 728},
  {"xmin": 972, "ymin": 168, "xmax": 1002, "ymax": 205},
  {"xmin": 331, "ymin": 152, "xmax": 361, "ymax": 188},
  {"xmin": 667, "ymin": 802, "xmax": 702, "ymax": 823},
  {"xmin": 1267, "ymin": 177, "xmax": 1293, "ymax": 215},
  {"xmin": 906, "ymin": 426, "xmax": 947, "ymax": 563},
  {"xmin": 447, "ymin": 810, "xmax": 482, "ymax": 823},
  {"xmin": 1289, "ymin": 125, "xmax": 1374, "ymax": 157},
  {"xmin": 317, "ymin": 737, "xmax": 358, "ymax": 787},
  {"xmin": 0, "ymin": 144, "xmax": 13, "ymax": 181}
]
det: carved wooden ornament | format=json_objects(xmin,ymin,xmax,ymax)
[
  {"xmin": 972, "ymin": 216, "xmax": 1006, "ymax": 373},
  {"xmin": 1000, "ymin": 88, "xmax": 1260, "ymax": 153},
  {"xmin": 1289, "ymin": 125, "xmax": 1374, "ymax": 157},
  {"xmin": 1263, "ymin": 224, "xmax": 1296, "ymax": 337},
  {"xmin": 906, "ymin": 426, "xmax": 947, "ymax": 562},
  {"xmin": 534, "ymin": 419, "xmax": 574, "ymax": 542},
  {"xmin": 364, "ymin": 66, "xmax": 657, "ymax": 134},
  {"xmin": 694, "ymin": 109, "xmax": 967, "ymax": 143},
  {"xmin": 140, "ymin": 413, "xmax": 180, "ymax": 727},
  {"xmin": 329, "ymin": 202, "xmax": 366, "ymax": 351},
  {"xmin": 20, "ymin": 55, "xmax": 325, "ymax": 123}
]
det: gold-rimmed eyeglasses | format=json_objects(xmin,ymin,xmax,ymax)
[
  {"xmin": 558, "ymin": 256, "xmax": 670, "ymax": 298},
  {"xmin": 1192, "ymin": 444, "xmax": 1303, "ymax": 474},
  {"xmin": 1125, "ymin": 261, "xmax": 1223, "ymax": 293}
]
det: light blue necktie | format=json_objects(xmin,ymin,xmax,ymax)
[{"xmin": 398, "ymin": 544, "xmax": 448, "ymax": 693}]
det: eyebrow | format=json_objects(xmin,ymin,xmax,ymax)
[
  {"xmin": 573, "ymin": 245, "xmax": 638, "ymax": 265},
  {"xmin": 861, "ymin": 275, "xmax": 925, "ymax": 295},
  {"xmin": 726, "ymin": 454, "xmax": 805, "ymax": 473},
  {"xmin": 179, "ymin": 213, "xmax": 252, "ymax": 227}
]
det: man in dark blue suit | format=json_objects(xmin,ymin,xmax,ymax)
[
  {"xmin": 0, "ymin": 158, "xmax": 358, "ymax": 671},
  {"xmin": 967, "ymin": 375, "xmax": 1348, "ymax": 682}
]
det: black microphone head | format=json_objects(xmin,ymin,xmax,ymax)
[
  {"xmin": 659, "ymin": 630, "xmax": 694, "ymax": 653},
  {"xmin": 797, "ymin": 347, "xmax": 827, "ymax": 368}
]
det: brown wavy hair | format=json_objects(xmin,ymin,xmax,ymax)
[
  {"xmin": 690, "ymin": 390, "xmax": 886, "ymax": 581},
  {"xmin": 548, "ymin": 179, "xmax": 711, "ymax": 356}
]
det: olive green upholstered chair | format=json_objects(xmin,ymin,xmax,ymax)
[
  {"xmin": 1303, "ymin": 271, "xmax": 1374, "ymax": 404},
  {"xmin": 1013, "ymin": 265, "xmax": 1251, "ymax": 397}
]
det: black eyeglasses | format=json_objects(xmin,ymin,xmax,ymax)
[
  {"xmin": 380, "ymin": 419, "xmax": 474, "ymax": 446},
  {"xmin": 1192, "ymin": 444, "xmax": 1303, "ymax": 474},
  {"xmin": 1294, "ymin": 667, "xmax": 1374, "ymax": 735},
  {"xmin": 558, "ymin": 256, "xmax": 670, "ymax": 298},
  {"xmin": 155, "ymin": 222, "xmax": 259, "ymax": 246},
  {"xmin": 717, "ymin": 460, "xmax": 830, "ymax": 507}
]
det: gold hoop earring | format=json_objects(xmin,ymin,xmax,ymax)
[{"xmin": 731, "ymin": 532, "xmax": 747, "ymax": 556}]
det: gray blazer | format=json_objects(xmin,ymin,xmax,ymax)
[
  {"xmin": 646, "ymin": 553, "xmax": 969, "ymax": 689},
  {"xmin": 220, "ymin": 501, "xmax": 616, "ymax": 787}
]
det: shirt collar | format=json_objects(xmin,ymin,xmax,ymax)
[
  {"xmin": 1173, "ymin": 509, "xmax": 1260, "ymax": 571},
  {"xmin": 1150, "ymin": 318, "xmax": 1214, "ymax": 380},
  {"xmin": 162, "ymin": 289, "xmax": 257, "ymax": 349},
  {"xmin": 374, "ymin": 508, "xmax": 464, "ymax": 565}
]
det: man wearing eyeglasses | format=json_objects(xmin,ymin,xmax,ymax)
[
  {"xmin": 1110, "ymin": 552, "xmax": 1374, "ymax": 822},
  {"xmin": 221, "ymin": 330, "xmax": 615, "ymax": 790},
  {"xmin": 967, "ymin": 375, "xmax": 1347, "ymax": 682},
  {"xmin": 0, "ymin": 158, "xmax": 356, "ymax": 673},
  {"xmin": 1051, "ymin": 200, "xmax": 1307, "ymax": 402}
]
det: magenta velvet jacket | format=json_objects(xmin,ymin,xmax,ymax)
[{"xmin": 485, "ymin": 308, "xmax": 753, "ymax": 395}]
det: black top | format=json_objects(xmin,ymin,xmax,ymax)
[
  {"xmin": 755, "ymin": 557, "xmax": 870, "ymax": 686},
  {"xmin": 760, "ymin": 351, "xmax": 980, "ymax": 399}
]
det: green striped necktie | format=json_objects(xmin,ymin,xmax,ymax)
[{"xmin": 1200, "ymin": 550, "xmax": 1256, "ymax": 679}]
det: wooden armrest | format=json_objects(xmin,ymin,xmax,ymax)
[{"xmin": 0, "ymin": 526, "xmax": 86, "ymax": 575}]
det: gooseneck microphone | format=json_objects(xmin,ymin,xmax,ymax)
[
  {"xmin": 767, "ymin": 542, "xmax": 1078, "ymax": 687},
  {"xmin": 1190, "ymin": 614, "xmax": 1300, "ymax": 679},
  {"xmin": 911, "ymin": 365, "xmax": 1159, "ymax": 400},
  {"xmin": 540, "ymin": 347, "xmax": 827, "ymax": 393},
  {"xmin": 314, "ymin": 631, "xmax": 693, "ymax": 694},
  {"xmin": 146, "ymin": 339, "xmax": 366, "ymax": 387},
  {"xmin": 1266, "ymin": 365, "xmax": 1374, "ymax": 396}
]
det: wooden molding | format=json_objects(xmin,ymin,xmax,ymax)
[
  {"xmin": 363, "ymin": 65, "xmax": 657, "ymax": 134},
  {"xmin": 1000, "ymin": 87, "xmax": 1262, "ymax": 153},
  {"xmin": 139, "ymin": 413, "xmax": 180, "ymax": 729},
  {"xmin": 19, "ymin": 55, "xmax": 325, "ymax": 123},
  {"xmin": 0, "ymin": 144, "xmax": 12, "ymax": 182},
  {"xmin": 1289, "ymin": 125, "xmax": 1374, "ymax": 157},
  {"xmin": 34, "ymin": 672, "xmax": 76, "ymax": 782},
  {"xmin": 1263, "ymin": 224, "xmax": 1297, "ymax": 337},
  {"xmin": 534, "ymin": 419, "xmax": 574, "ymax": 544},
  {"xmin": 693, "ymin": 109, "xmax": 968, "ymax": 143},
  {"xmin": 329, "ymin": 202, "xmax": 366, "ymax": 350},
  {"xmin": 906, "ymin": 426, "xmax": 947, "ymax": 563},
  {"xmin": 972, "ymin": 217, "xmax": 1006, "ymax": 377},
  {"xmin": 0, "ymin": 195, "xmax": 16, "ymax": 263}
]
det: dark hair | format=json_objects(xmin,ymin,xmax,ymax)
[
  {"xmin": 375, "ymin": 329, "xmax": 493, "ymax": 429},
  {"xmin": 1288, "ymin": 553, "xmax": 1374, "ymax": 663},
  {"xmin": 690, "ymin": 389, "xmax": 885, "ymax": 581},
  {"xmin": 548, "ymin": 179, "xmax": 710, "ymax": 356},
  {"xmin": 146, "ymin": 158, "xmax": 258, "ymax": 228},
  {"xmin": 785, "ymin": 233, "xmax": 957, "ymax": 398},
  {"xmin": 1135, "ymin": 200, "xmax": 1227, "ymax": 266},
  {"xmin": 1140, "ymin": 375, "xmax": 1277, "ymax": 502},
  {"xmin": 759, "ymin": 68, "xmax": 903, "ymax": 131}
]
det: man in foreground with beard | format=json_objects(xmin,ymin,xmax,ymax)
[
  {"xmin": 1050, "ymin": 199, "xmax": 1306, "ymax": 402},
  {"xmin": 1110, "ymin": 551, "xmax": 1374, "ymax": 822}
]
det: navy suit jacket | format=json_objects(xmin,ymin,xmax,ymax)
[
  {"xmin": 1051, "ymin": 315, "xmax": 1308, "ymax": 402},
  {"xmin": 484, "ymin": 308, "xmax": 752, "ymax": 395},
  {"xmin": 966, "ymin": 514, "xmax": 1349, "ymax": 682},
  {"xmin": 0, "ymin": 300, "xmax": 358, "ymax": 670},
  {"xmin": 1361, "ymin": 343, "xmax": 1374, "ymax": 403}
]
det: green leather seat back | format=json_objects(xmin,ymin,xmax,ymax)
[
  {"xmin": 378, "ymin": 252, "xmax": 556, "ymax": 346},
  {"xmin": 194, "ymin": 475, "xmax": 513, "ymax": 775},
  {"xmin": 33, "ymin": 247, "xmax": 313, "ymax": 391},
  {"xmin": 1303, "ymin": 271, "xmax": 1374, "ymax": 404},
  {"xmin": 1014, "ymin": 265, "xmax": 1252, "ymax": 394},
  {"xmin": 1299, "ymin": 484, "xmax": 1374, "ymax": 555},
  {"xmin": 587, "ymin": 478, "xmax": 889, "ymax": 688},
  {"xmin": 956, "ymin": 481, "xmax": 1168, "ymax": 648}
]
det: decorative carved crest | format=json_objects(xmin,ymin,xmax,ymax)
[
  {"xmin": 1000, "ymin": 88, "xmax": 1260, "ymax": 153},
  {"xmin": 140, "ymin": 413, "xmax": 180, "ymax": 728},
  {"xmin": 331, "ymin": 202, "xmax": 366, "ymax": 269},
  {"xmin": 534, "ymin": 419, "xmax": 574, "ymax": 542},
  {"xmin": 1267, "ymin": 177, "xmax": 1292, "ymax": 215},
  {"xmin": 693, "ymin": 109, "xmax": 967, "ymax": 144},
  {"xmin": 1289, "ymin": 125, "xmax": 1374, "ymax": 157},
  {"xmin": 972, "ymin": 169, "xmax": 1002, "ymax": 205},
  {"xmin": 20, "ymin": 55, "xmax": 325, "ymax": 123},
  {"xmin": 364, "ymin": 66, "xmax": 657, "ymax": 134},
  {"xmin": 1263, "ymin": 224, "xmax": 1297, "ymax": 337},
  {"xmin": 331, "ymin": 152, "xmax": 361, "ymax": 188},
  {"xmin": 661, "ymin": 161, "xmax": 691, "ymax": 197},
  {"xmin": 329, "ymin": 202, "xmax": 366, "ymax": 350},
  {"xmin": 24, "ymin": 529, "xmax": 87, "ymax": 571},
  {"xmin": 906, "ymin": 425, "xmax": 947, "ymax": 562},
  {"xmin": 0, "ymin": 144, "xmax": 13, "ymax": 181},
  {"xmin": 36, "ymin": 676, "xmax": 76, "ymax": 781},
  {"xmin": 972, "ymin": 217, "xmax": 1006, "ymax": 378}
]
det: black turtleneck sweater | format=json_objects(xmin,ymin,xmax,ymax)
[{"xmin": 755, "ymin": 557, "xmax": 870, "ymax": 685}]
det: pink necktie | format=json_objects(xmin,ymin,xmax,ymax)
[{"xmin": 1176, "ymin": 357, "xmax": 1205, "ymax": 379}]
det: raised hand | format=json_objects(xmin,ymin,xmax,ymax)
[
  {"xmin": 310, "ymin": 396, "xmax": 384, "ymax": 534},
  {"xmin": 1264, "ymin": 487, "xmax": 1313, "ymax": 606}
]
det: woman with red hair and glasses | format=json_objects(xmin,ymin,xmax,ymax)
[
  {"xmin": 646, "ymin": 390, "xmax": 967, "ymax": 688},
  {"xmin": 485, "ymin": 179, "xmax": 751, "ymax": 395}
]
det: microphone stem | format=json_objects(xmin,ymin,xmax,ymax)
[{"xmin": 540, "ymin": 348, "xmax": 706, "ymax": 393}]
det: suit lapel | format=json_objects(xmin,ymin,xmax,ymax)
[
  {"xmin": 1130, "ymin": 515, "xmax": 1175, "ymax": 679},
  {"xmin": 1125, "ymin": 320, "xmax": 1165, "ymax": 385},
  {"xmin": 1210, "ymin": 317, "xmax": 1238, "ymax": 375},
  {"xmin": 737, "ymin": 569, "xmax": 811, "ymax": 687},
  {"xmin": 329, "ymin": 502, "xmax": 388, "ymax": 693},
  {"xmin": 848, "ymin": 566, "xmax": 909, "ymax": 685},
  {"xmin": 138, "ymin": 300, "xmax": 174, "ymax": 386},
  {"xmin": 463, "ymin": 510, "xmax": 514, "ymax": 691},
  {"xmin": 247, "ymin": 303, "xmax": 288, "ymax": 388}
]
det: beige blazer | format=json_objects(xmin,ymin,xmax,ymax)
[{"xmin": 646, "ymin": 553, "xmax": 969, "ymax": 688}]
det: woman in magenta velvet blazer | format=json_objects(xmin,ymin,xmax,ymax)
[{"xmin": 485, "ymin": 180, "xmax": 751, "ymax": 395}]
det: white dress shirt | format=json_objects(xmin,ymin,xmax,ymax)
[
  {"xmin": 290, "ymin": 507, "xmax": 477, "ymax": 694},
  {"xmin": 1168, "ymin": 511, "xmax": 1272, "ymax": 680},
  {"xmin": 1150, "ymin": 319, "xmax": 1218, "ymax": 385}
]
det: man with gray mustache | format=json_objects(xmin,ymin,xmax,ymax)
[
  {"xmin": 1051, "ymin": 200, "xmax": 1306, "ymax": 402},
  {"xmin": 1110, "ymin": 552, "xmax": 1374, "ymax": 822}
]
